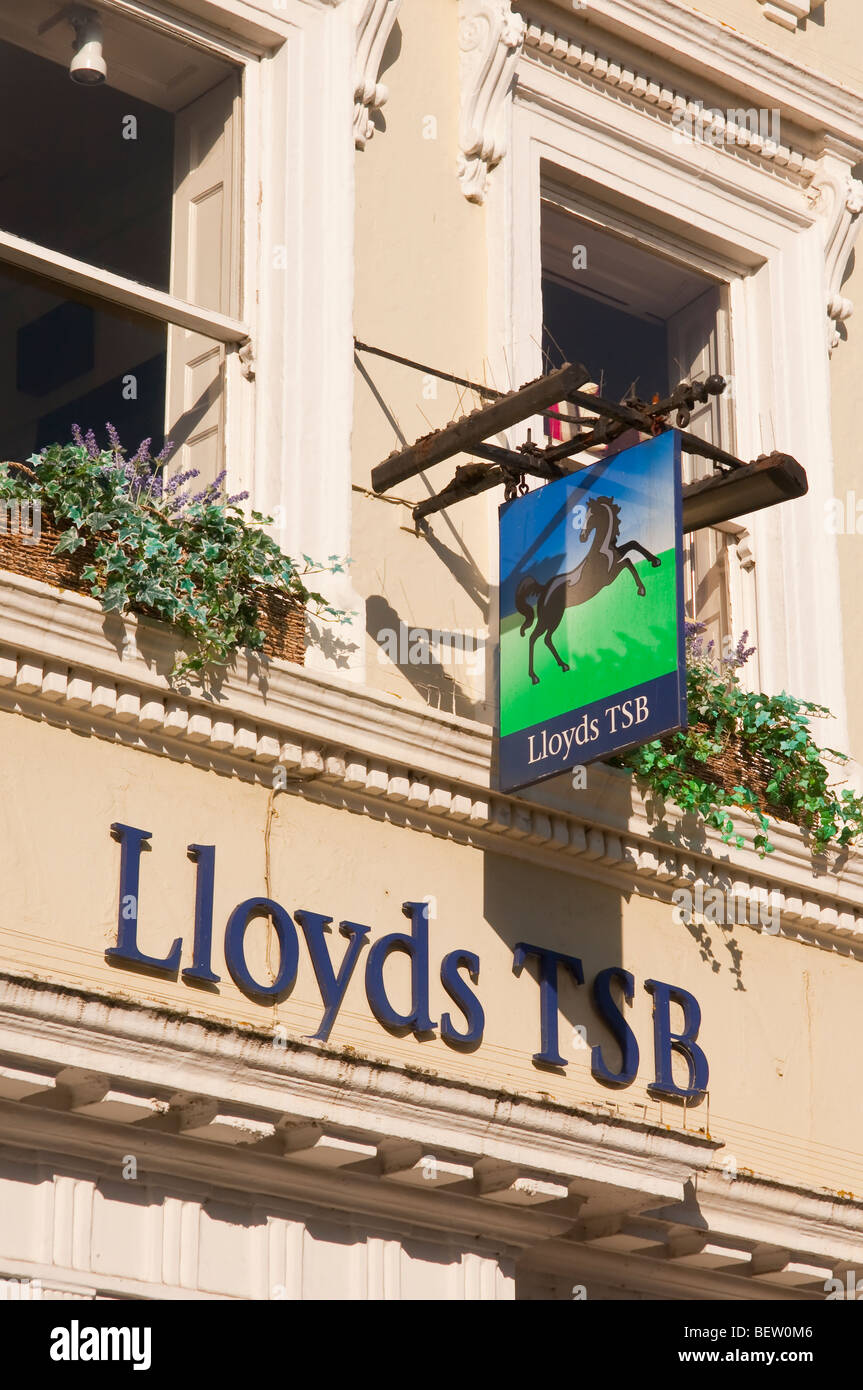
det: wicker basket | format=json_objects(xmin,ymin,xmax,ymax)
[
  {"xmin": 682, "ymin": 721, "xmax": 792, "ymax": 822},
  {"xmin": 0, "ymin": 514, "xmax": 305, "ymax": 667}
]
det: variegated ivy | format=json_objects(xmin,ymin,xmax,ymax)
[
  {"xmin": 613, "ymin": 624, "xmax": 863, "ymax": 858},
  {"xmin": 0, "ymin": 429, "xmax": 349, "ymax": 684}
]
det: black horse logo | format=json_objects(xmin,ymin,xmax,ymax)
[{"xmin": 515, "ymin": 495, "xmax": 661, "ymax": 685}]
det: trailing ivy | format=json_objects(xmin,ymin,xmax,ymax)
[
  {"xmin": 612, "ymin": 623, "xmax": 863, "ymax": 858},
  {"xmin": 0, "ymin": 429, "xmax": 349, "ymax": 683}
]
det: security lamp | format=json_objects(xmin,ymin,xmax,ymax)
[{"xmin": 69, "ymin": 8, "xmax": 106, "ymax": 85}]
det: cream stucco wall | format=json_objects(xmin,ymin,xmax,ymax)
[
  {"xmin": 350, "ymin": 0, "xmax": 863, "ymax": 763},
  {"xmin": 352, "ymin": 0, "xmax": 493, "ymax": 719},
  {"xmin": 690, "ymin": 1, "xmax": 863, "ymax": 89},
  {"xmin": 3, "ymin": 708, "xmax": 860, "ymax": 1202}
]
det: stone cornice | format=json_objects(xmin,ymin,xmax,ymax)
[
  {"xmin": 0, "ymin": 971, "xmax": 710, "ymax": 1250},
  {"xmin": 527, "ymin": 0, "xmax": 863, "ymax": 157},
  {"xmin": 3, "ymin": 973, "xmax": 863, "ymax": 1282},
  {"xmin": 0, "ymin": 571, "xmax": 861, "ymax": 955},
  {"xmin": 521, "ymin": 12, "xmax": 818, "ymax": 179}
]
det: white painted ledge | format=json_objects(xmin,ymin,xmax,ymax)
[{"xmin": 1, "ymin": 974, "xmax": 862, "ymax": 1288}]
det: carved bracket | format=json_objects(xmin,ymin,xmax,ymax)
[
  {"xmin": 354, "ymin": 0, "xmax": 402, "ymax": 150},
  {"xmin": 238, "ymin": 338, "xmax": 255, "ymax": 382},
  {"xmin": 458, "ymin": 0, "xmax": 525, "ymax": 204},
  {"xmin": 759, "ymin": 1, "xmax": 825, "ymax": 30},
  {"xmin": 812, "ymin": 160, "xmax": 863, "ymax": 353}
]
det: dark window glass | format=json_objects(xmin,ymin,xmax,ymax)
[
  {"xmin": 0, "ymin": 261, "xmax": 166, "ymax": 461},
  {"xmin": 542, "ymin": 278, "xmax": 669, "ymax": 402},
  {"xmin": 0, "ymin": 38, "xmax": 174, "ymax": 290}
]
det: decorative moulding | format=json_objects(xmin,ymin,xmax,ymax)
[
  {"xmin": 811, "ymin": 155, "xmax": 863, "ymax": 352},
  {"xmin": 0, "ymin": 571, "xmax": 860, "ymax": 959},
  {"xmin": 3, "ymin": 978, "xmax": 863, "ymax": 1285},
  {"xmin": 354, "ymin": 0, "xmax": 402, "ymax": 150},
  {"xmin": 536, "ymin": 1, "xmax": 863, "ymax": 156},
  {"xmin": 458, "ymin": 0, "xmax": 526, "ymax": 203},
  {"xmin": 759, "ymin": 1, "xmax": 824, "ymax": 31},
  {"xmin": 522, "ymin": 17, "xmax": 815, "ymax": 178}
]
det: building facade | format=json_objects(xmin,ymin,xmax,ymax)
[{"xmin": 0, "ymin": 0, "xmax": 863, "ymax": 1301}]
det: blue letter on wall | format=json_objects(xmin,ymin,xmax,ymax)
[
  {"xmin": 440, "ymin": 950, "xmax": 484, "ymax": 1046},
  {"xmin": 106, "ymin": 824, "xmax": 182, "ymax": 976},
  {"xmin": 182, "ymin": 844, "xmax": 220, "ymax": 986},
  {"xmin": 224, "ymin": 897, "xmax": 299, "ymax": 1005},
  {"xmin": 365, "ymin": 901, "xmax": 436, "ymax": 1036},
  {"xmin": 591, "ymin": 967, "xmax": 639, "ymax": 1087},
  {"xmin": 644, "ymin": 978, "xmax": 709, "ymax": 1100},
  {"xmin": 295, "ymin": 910, "xmax": 370, "ymax": 1042},
  {"xmin": 513, "ymin": 943, "xmax": 584, "ymax": 1067}
]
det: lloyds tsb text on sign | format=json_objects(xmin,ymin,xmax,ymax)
[{"xmin": 107, "ymin": 823, "xmax": 709, "ymax": 1101}]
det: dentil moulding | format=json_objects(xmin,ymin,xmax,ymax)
[{"xmin": 759, "ymin": 1, "xmax": 824, "ymax": 30}]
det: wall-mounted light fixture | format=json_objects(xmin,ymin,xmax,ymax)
[{"xmin": 69, "ymin": 7, "xmax": 106, "ymax": 86}]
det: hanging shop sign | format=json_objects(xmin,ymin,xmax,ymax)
[
  {"xmin": 498, "ymin": 431, "xmax": 687, "ymax": 792},
  {"xmin": 106, "ymin": 822, "xmax": 709, "ymax": 1101}
]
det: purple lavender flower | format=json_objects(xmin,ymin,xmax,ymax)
[
  {"xmin": 186, "ymin": 470, "xmax": 229, "ymax": 508},
  {"xmin": 166, "ymin": 468, "xmax": 201, "ymax": 495},
  {"xmin": 163, "ymin": 467, "xmax": 202, "ymax": 514},
  {"xmin": 685, "ymin": 620, "xmax": 706, "ymax": 661},
  {"xmin": 129, "ymin": 438, "xmax": 153, "ymax": 469},
  {"xmin": 722, "ymin": 630, "xmax": 757, "ymax": 672}
]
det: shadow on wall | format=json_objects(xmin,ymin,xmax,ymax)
[
  {"xmin": 481, "ymin": 830, "xmax": 751, "ymax": 1113},
  {"xmin": 353, "ymin": 349, "xmax": 494, "ymax": 714},
  {"xmin": 366, "ymin": 593, "xmax": 488, "ymax": 720},
  {"xmin": 482, "ymin": 845, "xmax": 630, "ymax": 1092}
]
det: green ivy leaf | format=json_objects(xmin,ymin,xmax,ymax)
[
  {"xmin": 53, "ymin": 529, "xmax": 85, "ymax": 555},
  {"xmin": 102, "ymin": 582, "xmax": 129, "ymax": 613}
]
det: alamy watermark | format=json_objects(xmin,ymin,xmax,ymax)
[
  {"xmin": 672, "ymin": 102, "xmax": 781, "ymax": 150},
  {"xmin": 0, "ymin": 1276, "xmax": 42, "ymax": 1299},
  {"xmin": 825, "ymin": 1271, "xmax": 863, "ymax": 1300},
  {"xmin": 376, "ymin": 622, "xmax": 486, "ymax": 677},
  {"xmin": 672, "ymin": 884, "xmax": 781, "ymax": 933},
  {"xmin": 825, "ymin": 492, "xmax": 863, "ymax": 534},
  {"xmin": 0, "ymin": 500, "xmax": 41, "ymax": 546}
]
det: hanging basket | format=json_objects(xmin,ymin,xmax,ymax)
[
  {"xmin": 681, "ymin": 721, "xmax": 793, "ymax": 824},
  {"xmin": 0, "ymin": 513, "xmax": 305, "ymax": 667}
]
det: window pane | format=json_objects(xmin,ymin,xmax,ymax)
[
  {"xmin": 542, "ymin": 278, "xmax": 669, "ymax": 401},
  {"xmin": 0, "ymin": 261, "xmax": 167, "ymax": 461},
  {"xmin": 0, "ymin": 37, "xmax": 174, "ymax": 290}
]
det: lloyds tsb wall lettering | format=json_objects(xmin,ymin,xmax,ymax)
[{"xmin": 107, "ymin": 823, "xmax": 709, "ymax": 1101}]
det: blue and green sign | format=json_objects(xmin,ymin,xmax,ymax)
[{"xmin": 498, "ymin": 431, "xmax": 687, "ymax": 792}]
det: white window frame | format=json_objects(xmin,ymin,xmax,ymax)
[
  {"xmin": 0, "ymin": 3, "xmax": 260, "ymax": 431},
  {"xmin": 487, "ymin": 44, "xmax": 849, "ymax": 748},
  {"xmin": 0, "ymin": 0, "xmax": 363, "ymax": 672},
  {"xmin": 0, "ymin": 228, "xmax": 249, "ymax": 346}
]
